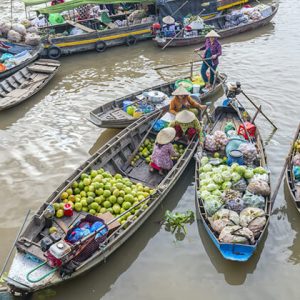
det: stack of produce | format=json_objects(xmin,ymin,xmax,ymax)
[
  {"xmin": 292, "ymin": 139, "xmax": 300, "ymax": 180},
  {"xmin": 53, "ymin": 168, "xmax": 155, "ymax": 227},
  {"xmin": 132, "ymin": 139, "xmax": 186, "ymax": 166},
  {"xmin": 0, "ymin": 21, "xmax": 41, "ymax": 45},
  {"xmin": 204, "ymin": 130, "xmax": 229, "ymax": 152},
  {"xmin": 198, "ymin": 155, "xmax": 269, "ymax": 244}
]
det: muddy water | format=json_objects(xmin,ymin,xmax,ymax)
[{"xmin": 0, "ymin": 0, "xmax": 300, "ymax": 299}]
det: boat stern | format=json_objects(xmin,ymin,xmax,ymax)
[{"xmin": 218, "ymin": 243, "xmax": 255, "ymax": 262}]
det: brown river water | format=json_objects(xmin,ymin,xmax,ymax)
[{"xmin": 0, "ymin": 0, "xmax": 300, "ymax": 299}]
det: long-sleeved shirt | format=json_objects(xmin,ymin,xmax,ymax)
[
  {"xmin": 169, "ymin": 96, "xmax": 202, "ymax": 115},
  {"xmin": 200, "ymin": 38, "xmax": 222, "ymax": 66}
]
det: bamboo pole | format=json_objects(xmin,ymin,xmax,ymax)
[
  {"xmin": 270, "ymin": 122, "xmax": 300, "ymax": 209},
  {"xmin": 154, "ymin": 60, "xmax": 202, "ymax": 71},
  {"xmin": 241, "ymin": 91, "xmax": 277, "ymax": 129}
]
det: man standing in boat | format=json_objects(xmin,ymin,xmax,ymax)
[{"xmin": 194, "ymin": 30, "xmax": 222, "ymax": 90}]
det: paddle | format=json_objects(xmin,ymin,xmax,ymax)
[
  {"xmin": 162, "ymin": 8, "xmax": 206, "ymax": 50},
  {"xmin": 270, "ymin": 122, "xmax": 300, "ymax": 209},
  {"xmin": 0, "ymin": 210, "xmax": 31, "ymax": 279}
]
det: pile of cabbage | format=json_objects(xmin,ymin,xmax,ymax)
[
  {"xmin": 198, "ymin": 156, "xmax": 269, "ymax": 215},
  {"xmin": 198, "ymin": 156, "xmax": 270, "ymax": 244}
]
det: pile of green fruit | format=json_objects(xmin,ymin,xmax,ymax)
[
  {"xmin": 53, "ymin": 169, "xmax": 155, "ymax": 226},
  {"xmin": 172, "ymin": 143, "xmax": 185, "ymax": 159},
  {"xmin": 131, "ymin": 138, "xmax": 155, "ymax": 166}
]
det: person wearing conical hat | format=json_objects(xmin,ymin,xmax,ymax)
[
  {"xmin": 194, "ymin": 30, "xmax": 222, "ymax": 89},
  {"xmin": 149, "ymin": 127, "xmax": 178, "ymax": 175},
  {"xmin": 169, "ymin": 86, "xmax": 207, "ymax": 116},
  {"xmin": 169, "ymin": 110, "xmax": 204, "ymax": 143}
]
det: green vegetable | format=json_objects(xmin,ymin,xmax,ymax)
[
  {"xmin": 253, "ymin": 167, "xmax": 267, "ymax": 175},
  {"xmin": 164, "ymin": 210, "xmax": 194, "ymax": 234},
  {"xmin": 244, "ymin": 169, "xmax": 254, "ymax": 179}
]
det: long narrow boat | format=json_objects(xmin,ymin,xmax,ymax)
[
  {"xmin": 0, "ymin": 59, "xmax": 60, "ymax": 111},
  {"xmin": 154, "ymin": 2, "xmax": 278, "ymax": 48},
  {"xmin": 285, "ymin": 124, "xmax": 300, "ymax": 213},
  {"xmin": 0, "ymin": 41, "xmax": 42, "ymax": 80},
  {"xmin": 27, "ymin": 1, "xmax": 158, "ymax": 58},
  {"xmin": 195, "ymin": 101, "xmax": 271, "ymax": 261},
  {"xmin": 6, "ymin": 110, "xmax": 199, "ymax": 295},
  {"xmin": 89, "ymin": 73, "xmax": 227, "ymax": 129}
]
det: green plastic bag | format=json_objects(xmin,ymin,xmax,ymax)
[{"xmin": 48, "ymin": 13, "xmax": 65, "ymax": 25}]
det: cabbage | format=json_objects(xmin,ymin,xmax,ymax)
[
  {"xmin": 244, "ymin": 169, "xmax": 254, "ymax": 179},
  {"xmin": 200, "ymin": 191, "xmax": 211, "ymax": 201},
  {"xmin": 201, "ymin": 156, "xmax": 209, "ymax": 166},
  {"xmin": 220, "ymin": 165, "xmax": 229, "ymax": 172},
  {"xmin": 201, "ymin": 178, "xmax": 212, "ymax": 186},
  {"xmin": 222, "ymin": 181, "xmax": 232, "ymax": 190},
  {"xmin": 204, "ymin": 199, "xmax": 223, "ymax": 216},
  {"xmin": 231, "ymin": 172, "xmax": 241, "ymax": 183},
  {"xmin": 213, "ymin": 174, "xmax": 223, "ymax": 184},
  {"xmin": 212, "ymin": 189, "xmax": 223, "ymax": 197},
  {"xmin": 207, "ymin": 183, "xmax": 218, "ymax": 192},
  {"xmin": 231, "ymin": 163, "xmax": 239, "ymax": 172},
  {"xmin": 222, "ymin": 171, "xmax": 232, "ymax": 182},
  {"xmin": 253, "ymin": 167, "xmax": 267, "ymax": 175},
  {"xmin": 206, "ymin": 195, "xmax": 223, "ymax": 203},
  {"xmin": 236, "ymin": 165, "xmax": 246, "ymax": 176},
  {"xmin": 203, "ymin": 164, "xmax": 213, "ymax": 172},
  {"xmin": 199, "ymin": 173, "xmax": 207, "ymax": 180}
]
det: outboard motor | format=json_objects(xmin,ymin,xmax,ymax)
[{"xmin": 225, "ymin": 82, "xmax": 242, "ymax": 99}]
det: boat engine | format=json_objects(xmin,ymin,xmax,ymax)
[{"xmin": 225, "ymin": 81, "xmax": 242, "ymax": 99}]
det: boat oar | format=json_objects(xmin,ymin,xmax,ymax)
[
  {"xmin": 270, "ymin": 122, "xmax": 300, "ymax": 210},
  {"xmin": 0, "ymin": 209, "xmax": 31, "ymax": 279},
  {"xmin": 170, "ymin": 0, "xmax": 189, "ymax": 17},
  {"xmin": 162, "ymin": 8, "xmax": 205, "ymax": 50},
  {"xmin": 241, "ymin": 90, "xmax": 277, "ymax": 130},
  {"xmin": 154, "ymin": 60, "xmax": 202, "ymax": 71}
]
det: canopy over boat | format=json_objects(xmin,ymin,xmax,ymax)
[
  {"xmin": 156, "ymin": 0, "xmax": 249, "ymax": 21},
  {"xmin": 23, "ymin": 0, "xmax": 155, "ymax": 13}
]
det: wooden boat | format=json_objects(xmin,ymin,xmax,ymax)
[
  {"xmin": 154, "ymin": 2, "xmax": 278, "ymax": 48},
  {"xmin": 6, "ymin": 110, "xmax": 199, "ymax": 295},
  {"xmin": 285, "ymin": 124, "xmax": 300, "ymax": 213},
  {"xmin": 0, "ymin": 41, "xmax": 42, "ymax": 80},
  {"xmin": 0, "ymin": 59, "xmax": 60, "ymax": 111},
  {"xmin": 32, "ymin": 2, "xmax": 157, "ymax": 58},
  {"xmin": 89, "ymin": 73, "xmax": 227, "ymax": 129},
  {"xmin": 195, "ymin": 102, "xmax": 271, "ymax": 262}
]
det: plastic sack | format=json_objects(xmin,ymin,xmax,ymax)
[
  {"xmin": 204, "ymin": 198, "xmax": 223, "ymax": 216},
  {"xmin": 12, "ymin": 23, "xmax": 26, "ymax": 36},
  {"xmin": 240, "ymin": 207, "xmax": 266, "ymax": 237},
  {"xmin": 27, "ymin": 26, "xmax": 38, "ymax": 34},
  {"xmin": 293, "ymin": 166, "xmax": 300, "ymax": 181},
  {"xmin": 204, "ymin": 134, "xmax": 217, "ymax": 152},
  {"xmin": 70, "ymin": 27, "xmax": 84, "ymax": 35},
  {"xmin": 238, "ymin": 143, "xmax": 257, "ymax": 165},
  {"xmin": 226, "ymin": 198, "xmax": 245, "ymax": 213},
  {"xmin": 242, "ymin": 191, "xmax": 265, "ymax": 209},
  {"xmin": 232, "ymin": 178, "xmax": 247, "ymax": 193},
  {"xmin": 222, "ymin": 189, "xmax": 242, "ymax": 203},
  {"xmin": 218, "ymin": 225, "xmax": 255, "ymax": 244},
  {"xmin": 209, "ymin": 208, "xmax": 240, "ymax": 233},
  {"xmin": 7, "ymin": 30, "xmax": 22, "ymax": 43},
  {"xmin": 24, "ymin": 33, "xmax": 41, "ymax": 46},
  {"xmin": 0, "ymin": 22, "xmax": 11, "ymax": 36},
  {"xmin": 224, "ymin": 122, "xmax": 235, "ymax": 134},
  {"xmin": 247, "ymin": 179, "xmax": 270, "ymax": 196},
  {"xmin": 128, "ymin": 10, "xmax": 146, "ymax": 22},
  {"xmin": 0, "ymin": 53, "xmax": 13, "ymax": 62},
  {"xmin": 21, "ymin": 19, "xmax": 32, "ymax": 28},
  {"xmin": 214, "ymin": 130, "xmax": 228, "ymax": 151},
  {"xmin": 249, "ymin": 173, "xmax": 269, "ymax": 183},
  {"xmin": 292, "ymin": 153, "xmax": 300, "ymax": 166}
]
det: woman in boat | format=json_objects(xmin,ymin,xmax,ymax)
[
  {"xmin": 169, "ymin": 110, "xmax": 204, "ymax": 143},
  {"xmin": 169, "ymin": 86, "xmax": 207, "ymax": 116},
  {"xmin": 195, "ymin": 30, "xmax": 222, "ymax": 89},
  {"xmin": 149, "ymin": 127, "xmax": 177, "ymax": 175},
  {"xmin": 162, "ymin": 16, "xmax": 176, "ymax": 37}
]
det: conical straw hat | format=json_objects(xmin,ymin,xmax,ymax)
[
  {"xmin": 172, "ymin": 86, "xmax": 190, "ymax": 96},
  {"xmin": 205, "ymin": 30, "xmax": 220, "ymax": 38},
  {"xmin": 156, "ymin": 127, "xmax": 176, "ymax": 144},
  {"xmin": 175, "ymin": 110, "xmax": 196, "ymax": 123},
  {"xmin": 162, "ymin": 15, "xmax": 175, "ymax": 25}
]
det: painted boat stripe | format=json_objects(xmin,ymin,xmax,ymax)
[
  {"xmin": 44, "ymin": 29, "xmax": 151, "ymax": 48},
  {"xmin": 217, "ymin": 0, "xmax": 248, "ymax": 11}
]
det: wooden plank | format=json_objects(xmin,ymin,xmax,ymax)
[
  {"xmin": 27, "ymin": 65, "xmax": 56, "ymax": 74},
  {"xmin": 33, "ymin": 61, "xmax": 60, "ymax": 67},
  {"xmin": 65, "ymin": 20, "xmax": 96, "ymax": 33}
]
